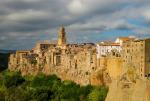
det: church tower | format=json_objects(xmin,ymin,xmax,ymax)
[{"xmin": 57, "ymin": 26, "xmax": 67, "ymax": 46}]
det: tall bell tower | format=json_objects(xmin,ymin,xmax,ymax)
[{"xmin": 57, "ymin": 26, "xmax": 66, "ymax": 46}]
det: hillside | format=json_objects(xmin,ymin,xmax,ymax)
[
  {"xmin": 0, "ymin": 53, "xmax": 10, "ymax": 71},
  {"xmin": 0, "ymin": 71, "xmax": 108, "ymax": 101},
  {"xmin": 0, "ymin": 50, "xmax": 15, "ymax": 71}
]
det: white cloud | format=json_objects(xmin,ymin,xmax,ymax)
[
  {"xmin": 6, "ymin": 10, "xmax": 50, "ymax": 21},
  {"xmin": 142, "ymin": 9, "xmax": 150, "ymax": 23},
  {"xmin": 0, "ymin": 0, "xmax": 150, "ymax": 49},
  {"xmin": 68, "ymin": 0, "xmax": 85, "ymax": 14}
]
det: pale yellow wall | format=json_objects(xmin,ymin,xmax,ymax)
[
  {"xmin": 122, "ymin": 39, "xmax": 150, "ymax": 77},
  {"xmin": 106, "ymin": 57, "xmax": 123, "ymax": 79},
  {"xmin": 145, "ymin": 39, "xmax": 150, "ymax": 76}
]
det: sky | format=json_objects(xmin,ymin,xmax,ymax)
[{"xmin": 0, "ymin": 0, "xmax": 150, "ymax": 50}]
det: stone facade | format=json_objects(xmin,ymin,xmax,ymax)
[
  {"xmin": 115, "ymin": 37, "xmax": 135, "ymax": 46},
  {"xmin": 96, "ymin": 42, "xmax": 121, "ymax": 58},
  {"xmin": 9, "ymin": 27, "xmax": 98, "ymax": 85},
  {"xmin": 122, "ymin": 39, "xmax": 150, "ymax": 78},
  {"xmin": 8, "ymin": 27, "xmax": 150, "ymax": 86},
  {"xmin": 58, "ymin": 26, "xmax": 66, "ymax": 46},
  {"xmin": 96, "ymin": 37, "xmax": 135, "ymax": 58},
  {"xmin": 98, "ymin": 49, "xmax": 123, "ymax": 80}
]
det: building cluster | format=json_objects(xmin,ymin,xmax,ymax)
[{"xmin": 9, "ymin": 27, "xmax": 150, "ymax": 85}]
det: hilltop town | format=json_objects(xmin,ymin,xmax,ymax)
[
  {"xmin": 9, "ymin": 27, "xmax": 150, "ymax": 85},
  {"xmin": 8, "ymin": 26, "xmax": 150, "ymax": 101}
]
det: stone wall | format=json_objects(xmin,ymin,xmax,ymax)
[
  {"xmin": 106, "ymin": 74, "xmax": 150, "ymax": 101},
  {"xmin": 122, "ymin": 39, "xmax": 150, "ymax": 78},
  {"xmin": 8, "ymin": 43, "xmax": 99, "ymax": 85},
  {"xmin": 8, "ymin": 43, "xmax": 123, "ymax": 86},
  {"xmin": 97, "ymin": 50, "xmax": 123, "ymax": 80}
]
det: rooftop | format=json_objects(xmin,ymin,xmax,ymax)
[
  {"xmin": 97, "ymin": 41, "xmax": 120, "ymax": 46},
  {"xmin": 117, "ymin": 37, "xmax": 135, "ymax": 42}
]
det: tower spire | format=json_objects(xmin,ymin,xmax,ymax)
[{"xmin": 57, "ymin": 26, "xmax": 66, "ymax": 46}]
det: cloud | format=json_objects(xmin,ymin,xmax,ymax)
[
  {"xmin": 0, "ymin": 0, "xmax": 150, "ymax": 49},
  {"xmin": 68, "ymin": 0, "xmax": 85, "ymax": 14},
  {"xmin": 142, "ymin": 9, "xmax": 150, "ymax": 24},
  {"xmin": 7, "ymin": 10, "xmax": 49, "ymax": 21}
]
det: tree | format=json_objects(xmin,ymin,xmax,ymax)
[
  {"xmin": 0, "ymin": 91, "xmax": 5, "ymax": 101},
  {"xmin": 30, "ymin": 74, "xmax": 60, "ymax": 88},
  {"xmin": 3, "ymin": 71, "xmax": 25, "ymax": 88},
  {"xmin": 88, "ymin": 86, "xmax": 108, "ymax": 101},
  {"xmin": 0, "ymin": 71, "xmax": 109, "ymax": 101},
  {"xmin": 80, "ymin": 85, "xmax": 93, "ymax": 100},
  {"xmin": 5, "ymin": 86, "xmax": 31, "ymax": 101},
  {"xmin": 58, "ymin": 80, "xmax": 81, "ymax": 101}
]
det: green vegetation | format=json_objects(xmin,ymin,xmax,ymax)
[
  {"xmin": 0, "ymin": 53, "xmax": 10, "ymax": 71},
  {"xmin": 0, "ymin": 70, "xmax": 108, "ymax": 101}
]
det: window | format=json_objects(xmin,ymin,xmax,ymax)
[
  {"xmin": 75, "ymin": 62, "xmax": 77, "ymax": 69},
  {"xmin": 116, "ymin": 54, "xmax": 119, "ymax": 57},
  {"xmin": 49, "ymin": 55, "xmax": 51, "ymax": 63},
  {"xmin": 70, "ymin": 61, "xmax": 72, "ymax": 68},
  {"xmin": 113, "ymin": 52, "xmax": 115, "ymax": 56},
  {"xmin": 85, "ymin": 72, "xmax": 89, "ymax": 75},
  {"xmin": 127, "ymin": 49, "xmax": 130, "ymax": 53},
  {"xmin": 56, "ymin": 55, "xmax": 61, "ymax": 66}
]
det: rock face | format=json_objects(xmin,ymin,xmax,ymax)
[{"xmin": 106, "ymin": 76, "xmax": 150, "ymax": 101}]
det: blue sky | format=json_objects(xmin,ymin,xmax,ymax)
[{"xmin": 0, "ymin": 0, "xmax": 150, "ymax": 49}]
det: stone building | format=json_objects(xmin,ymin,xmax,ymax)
[
  {"xmin": 9, "ymin": 26, "xmax": 150, "ymax": 86},
  {"xmin": 99, "ymin": 49, "xmax": 123, "ymax": 79},
  {"xmin": 96, "ymin": 37, "xmax": 135, "ymax": 58},
  {"xmin": 9, "ymin": 27, "xmax": 98, "ymax": 85},
  {"xmin": 96, "ymin": 41, "xmax": 121, "ymax": 58},
  {"xmin": 115, "ymin": 37, "xmax": 135, "ymax": 46},
  {"xmin": 122, "ymin": 38, "xmax": 150, "ymax": 77},
  {"xmin": 57, "ymin": 26, "xmax": 67, "ymax": 46},
  {"xmin": 94, "ymin": 50, "xmax": 122, "ymax": 84}
]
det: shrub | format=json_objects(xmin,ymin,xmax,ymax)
[
  {"xmin": 3, "ymin": 71, "xmax": 25, "ymax": 88},
  {"xmin": 88, "ymin": 86, "xmax": 108, "ymax": 101},
  {"xmin": 0, "ymin": 71, "xmax": 108, "ymax": 101}
]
